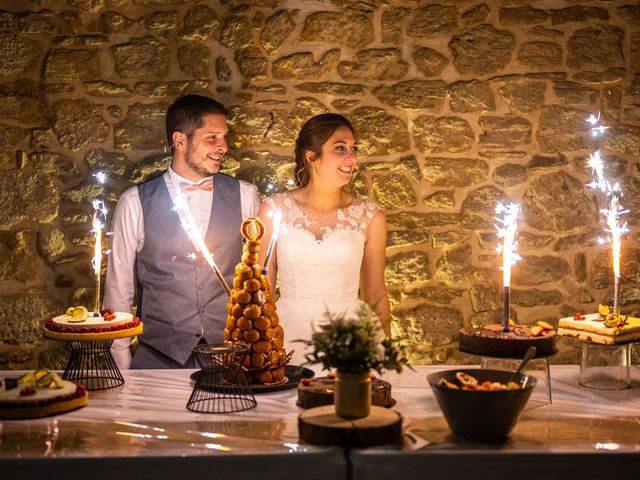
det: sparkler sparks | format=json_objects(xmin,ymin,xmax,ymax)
[
  {"xmin": 586, "ymin": 113, "xmax": 628, "ymax": 312},
  {"xmin": 172, "ymin": 191, "xmax": 231, "ymax": 296},
  {"xmin": 91, "ymin": 198, "xmax": 107, "ymax": 315},
  {"xmin": 495, "ymin": 202, "xmax": 521, "ymax": 332}
]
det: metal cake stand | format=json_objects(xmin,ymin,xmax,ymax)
[
  {"xmin": 187, "ymin": 343, "xmax": 257, "ymax": 413},
  {"xmin": 63, "ymin": 339, "xmax": 124, "ymax": 390}
]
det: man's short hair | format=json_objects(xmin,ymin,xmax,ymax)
[{"xmin": 165, "ymin": 95, "xmax": 228, "ymax": 148}]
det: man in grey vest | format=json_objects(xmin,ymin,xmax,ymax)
[{"xmin": 105, "ymin": 95, "xmax": 260, "ymax": 368}]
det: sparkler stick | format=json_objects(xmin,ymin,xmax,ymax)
[
  {"xmin": 262, "ymin": 209, "xmax": 282, "ymax": 275},
  {"xmin": 495, "ymin": 203, "xmax": 521, "ymax": 332},
  {"xmin": 172, "ymin": 193, "xmax": 231, "ymax": 296}
]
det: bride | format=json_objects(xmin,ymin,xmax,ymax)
[{"xmin": 258, "ymin": 113, "xmax": 391, "ymax": 365}]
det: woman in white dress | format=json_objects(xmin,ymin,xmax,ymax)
[{"xmin": 258, "ymin": 113, "xmax": 391, "ymax": 365}]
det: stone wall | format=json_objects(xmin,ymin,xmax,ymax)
[{"xmin": 0, "ymin": 0, "xmax": 639, "ymax": 369}]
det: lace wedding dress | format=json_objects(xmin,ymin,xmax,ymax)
[{"xmin": 264, "ymin": 192, "xmax": 381, "ymax": 365}]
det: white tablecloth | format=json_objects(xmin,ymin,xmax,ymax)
[{"xmin": 1, "ymin": 365, "xmax": 639, "ymax": 480}]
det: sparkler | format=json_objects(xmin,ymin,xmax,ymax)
[
  {"xmin": 262, "ymin": 209, "xmax": 282, "ymax": 275},
  {"xmin": 90, "ymin": 171, "xmax": 108, "ymax": 316},
  {"xmin": 495, "ymin": 202, "xmax": 521, "ymax": 332},
  {"xmin": 172, "ymin": 192, "xmax": 231, "ymax": 296},
  {"xmin": 91, "ymin": 198, "xmax": 107, "ymax": 316},
  {"xmin": 586, "ymin": 113, "xmax": 628, "ymax": 313}
]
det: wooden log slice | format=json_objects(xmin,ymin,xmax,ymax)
[{"xmin": 298, "ymin": 405, "xmax": 402, "ymax": 447}]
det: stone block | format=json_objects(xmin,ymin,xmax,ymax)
[
  {"xmin": 493, "ymin": 163, "xmax": 527, "ymax": 187},
  {"xmin": 517, "ymin": 41, "xmax": 562, "ymax": 68},
  {"xmin": 260, "ymin": 10, "xmax": 294, "ymax": 53},
  {"xmin": 221, "ymin": 15, "xmax": 252, "ymax": 49},
  {"xmin": 522, "ymin": 172, "xmax": 595, "ymax": 232},
  {"xmin": 385, "ymin": 251, "xmax": 431, "ymax": 286},
  {"xmin": 52, "ymin": 99, "xmax": 109, "ymax": 151},
  {"xmin": 394, "ymin": 303, "xmax": 463, "ymax": 347},
  {"xmin": 374, "ymin": 80, "xmax": 447, "ymax": 111},
  {"xmin": 300, "ymin": 10, "xmax": 373, "ymax": 49},
  {"xmin": 178, "ymin": 44, "xmax": 211, "ymax": 78},
  {"xmin": 181, "ymin": 5, "xmax": 221, "ymax": 40},
  {"xmin": 411, "ymin": 46, "xmax": 448, "ymax": 78},
  {"xmin": 406, "ymin": 5, "xmax": 458, "ymax": 38},
  {"xmin": 0, "ymin": 32, "xmax": 41, "ymax": 76},
  {"xmin": 111, "ymin": 36, "xmax": 169, "ymax": 78},
  {"xmin": 338, "ymin": 48, "xmax": 408, "ymax": 81},
  {"xmin": 460, "ymin": 185, "xmax": 508, "ymax": 230},
  {"xmin": 423, "ymin": 157, "xmax": 488, "ymax": 188},
  {"xmin": 449, "ymin": 24, "xmax": 514, "ymax": 76},
  {"xmin": 273, "ymin": 49, "xmax": 339, "ymax": 80},
  {"xmin": 567, "ymin": 26, "xmax": 623, "ymax": 69},
  {"xmin": 413, "ymin": 115, "xmax": 474, "ymax": 154},
  {"xmin": 423, "ymin": 190, "xmax": 456, "ymax": 210},
  {"xmin": 479, "ymin": 115, "xmax": 532, "ymax": 148},
  {"xmin": 372, "ymin": 173, "xmax": 416, "ymax": 209},
  {"xmin": 512, "ymin": 255, "xmax": 571, "ymax": 286},
  {"xmin": 449, "ymin": 80, "xmax": 495, "ymax": 113},
  {"xmin": 114, "ymin": 102, "xmax": 166, "ymax": 150},
  {"xmin": 350, "ymin": 107, "xmax": 410, "ymax": 157}
]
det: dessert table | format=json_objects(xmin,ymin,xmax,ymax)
[{"xmin": 1, "ymin": 365, "xmax": 639, "ymax": 480}]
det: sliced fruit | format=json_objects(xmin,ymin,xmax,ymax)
[
  {"xmin": 536, "ymin": 321, "xmax": 554, "ymax": 331},
  {"xmin": 17, "ymin": 372, "xmax": 35, "ymax": 384},
  {"xmin": 35, "ymin": 372, "xmax": 53, "ymax": 388},
  {"xmin": 508, "ymin": 318, "xmax": 516, "ymax": 328},
  {"xmin": 49, "ymin": 371, "xmax": 64, "ymax": 389},
  {"xmin": 69, "ymin": 306, "xmax": 88, "ymax": 322},
  {"xmin": 530, "ymin": 325, "xmax": 544, "ymax": 337},
  {"xmin": 598, "ymin": 304, "xmax": 611, "ymax": 316}
]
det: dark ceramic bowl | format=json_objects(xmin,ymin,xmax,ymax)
[{"xmin": 427, "ymin": 369, "xmax": 536, "ymax": 442}]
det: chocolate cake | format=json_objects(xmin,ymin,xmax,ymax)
[
  {"xmin": 458, "ymin": 324, "xmax": 557, "ymax": 358},
  {"xmin": 297, "ymin": 376, "xmax": 393, "ymax": 409}
]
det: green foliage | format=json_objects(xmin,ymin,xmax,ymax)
[{"xmin": 297, "ymin": 304, "xmax": 409, "ymax": 374}]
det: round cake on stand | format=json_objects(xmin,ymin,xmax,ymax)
[
  {"xmin": 44, "ymin": 307, "xmax": 143, "ymax": 391},
  {"xmin": 458, "ymin": 320, "xmax": 557, "ymax": 409}
]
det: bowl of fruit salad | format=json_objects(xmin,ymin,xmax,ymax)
[{"xmin": 427, "ymin": 369, "xmax": 536, "ymax": 441}]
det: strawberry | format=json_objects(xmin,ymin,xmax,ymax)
[{"xmin": 573, "ymin": 312, "xmax": 586, "ymax": 321}]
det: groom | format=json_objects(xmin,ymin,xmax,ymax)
[{"xmin": 105, "ymin": 95, "xmax": 260, "ymax": 369}]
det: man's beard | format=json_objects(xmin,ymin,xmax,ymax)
[{"xmin": 185, "ymin": 140, "xmax": 221, "ymax": 176}]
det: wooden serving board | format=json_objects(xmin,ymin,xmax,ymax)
[{"xmin": 298, "ymin": 405, "xmax": 402, "ymax": 447}]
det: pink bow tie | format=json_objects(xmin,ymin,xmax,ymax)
[{"xmin": 180, "ymin": 178, "xmax": 214, "ymax": 192}]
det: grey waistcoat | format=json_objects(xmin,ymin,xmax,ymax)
[{"xmin": 135, "ymin": 173, "xmax": 241, "ymax": 365}]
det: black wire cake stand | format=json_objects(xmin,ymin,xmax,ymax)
[
  {"xmin": 63, "ymin": 339, "xmax": 124, "ymax": 390},
  {"xmin": 187, "ymin": 343, "xmax": 257, "ymax": 414}
]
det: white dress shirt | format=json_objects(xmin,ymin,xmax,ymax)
[{"xmin": 105, "ymin": 166, "xmax": 260, "ymax": 368}]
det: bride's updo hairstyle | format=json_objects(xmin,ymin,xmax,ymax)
[{"xmin": 294, "ymin": 113, "xmax": 355, "ymax": 187}]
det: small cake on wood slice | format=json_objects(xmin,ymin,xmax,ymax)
[
  {"xmin": 558, "ymin": 306, "xmax": 640, "ymax": 345},
  {"xmin": 0, "ymin": 369, "xmax": 88, "ymax": 419},
  {"xmin": 297, "ymin": 373, "xmax": 393, "ymax": 409},
  {"xmin": 458, "ymin": 320, "xmax": 557, "ymax": 358}
]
